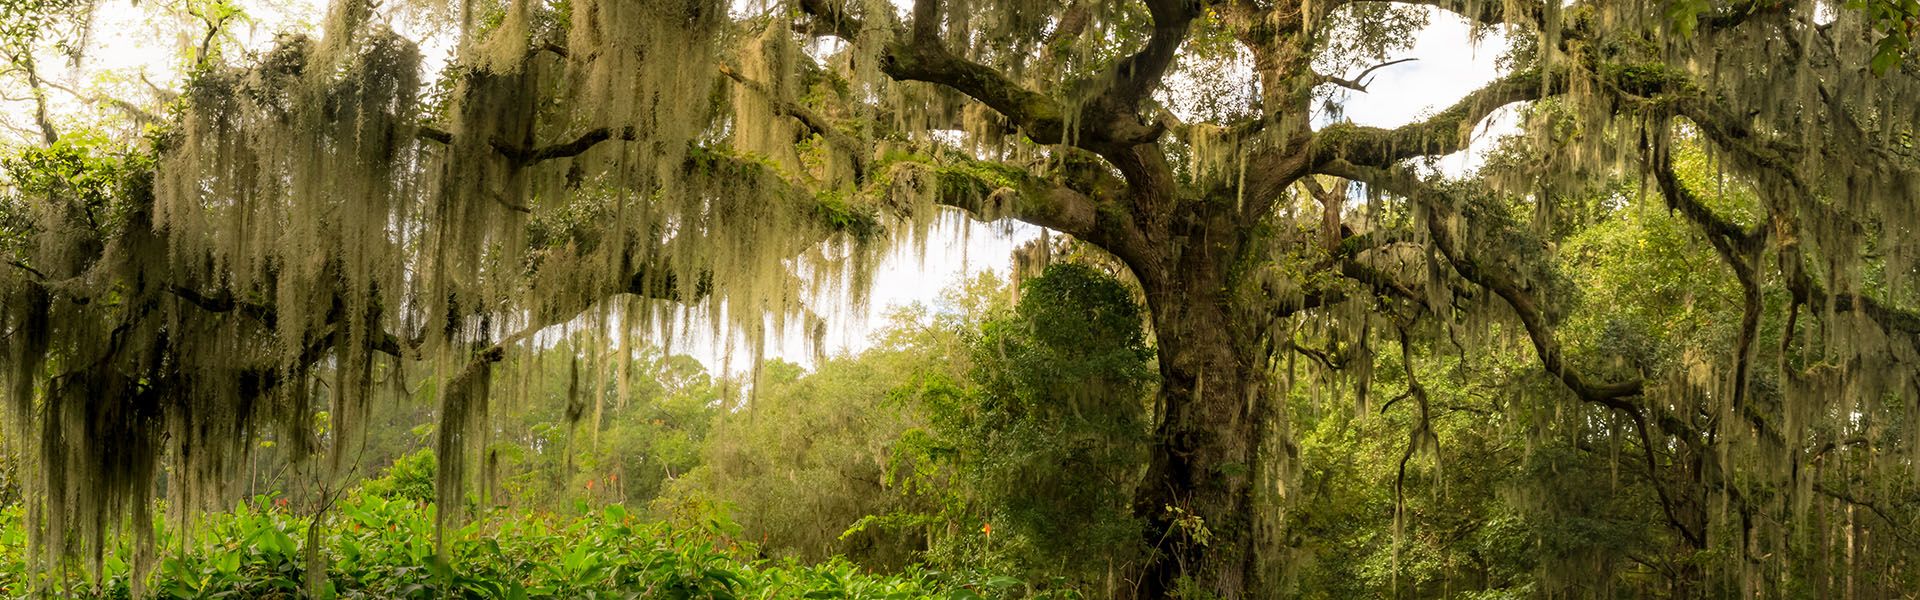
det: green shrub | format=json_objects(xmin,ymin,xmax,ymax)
[
  {"xmin": 0, "ymin": 494, "xmax": 1050, "ymax": 599},
  {"xmin": 359, "ymin": 448, "xmax": 437, "ymax": 504}
]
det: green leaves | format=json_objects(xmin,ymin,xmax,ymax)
[
  {"xmin": 882, "ymin": 264, "xmax": 1151, "ymax": 592},
  {"xmin": 1663, "ymin": 0, "xmax": 1713, "ymax": 37},
  {"xmin": 1848, "ymin": 0, "xmax": 1918, "ymax": 74},
  {"xmin": 1, "ymin": 493, "xmax": 1012, "ymax": 599},
  {"xmin": 1871, "ymin": 27, "xmax": 1913, "ymax": 75}
]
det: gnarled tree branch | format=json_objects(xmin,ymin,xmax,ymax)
[
  {"xmin": 1314, "ymin": 58, "xmax": 1418, "ymax": 93},
  {"xmin": 1311, "ymin": 67, "xmax": 1561, "ymax": 168},
  {"xmin": 414, "ymin": 125, "xmax": 638, "ymax": 164},
  {"xmin": 1323, "ymin": 161, "xmax": 1645, "ymax": 406}
]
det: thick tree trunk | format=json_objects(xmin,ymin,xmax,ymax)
[{"xmin": 1132, "ymin": 240, "xmax": 1266, "ymax": 599}]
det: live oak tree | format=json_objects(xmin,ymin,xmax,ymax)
[
  {"xmin": 2, "ymin": 0, "xmax": 1918, "ymax": 598},
  {"xmin": 774, "ymin": 0, "xmax": 1919, "ymax": 597},
  {"xmin": 3, "ymin": 0, "xmax": 888, "ymax": 593}
]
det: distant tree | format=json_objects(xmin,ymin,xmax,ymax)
[
  {"xmin": 904, "ymin": 263, "xmax": 1157, "ymax": 593},
  {"xmin": 662, "ymin": 342, "xmax": 946, "ymax": 568}
]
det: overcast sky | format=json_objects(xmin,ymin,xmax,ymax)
[{"xmin": 5, "ymin": 3, "xmax": 1514, "ymax": 376}]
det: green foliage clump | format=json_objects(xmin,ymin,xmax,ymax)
[
  {"xmin": 0, "ymin": 493, "xmax": 1020, "ymax": 599},
  {"xmin": 0, "ymin": 506, "xmax": 21, "ymax": 595},
  {"xmin": 359, "ymin": 448, "xmax": 437, "ymax": 505},
  {"xmin": 897, "ymin": 264, "xmax": 1156, "ymax": 592},
  {"xmin": 657, "ymin": 268, "xmax": 1150, "ymax": 596},
  {"xmin": 0, "ymin": 133, "xmax": 150, "ymax": 258},
  {"xmin": 661, "ymin": 350, "xmax": 933, "ymax": 570}
]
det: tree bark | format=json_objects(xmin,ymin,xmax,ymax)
[{"xmin": 1130, "ymin": 212, "xmax": 1266, "ymax": 599}]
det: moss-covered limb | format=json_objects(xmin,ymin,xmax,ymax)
[
  {"xmin": 1252, "ymin": 254, "xmax": 1427, "ymax": 326},
  {"xmin": 1674, "ymin": 92, "xmax": 1919, "ymax": 355},
  {"xmin": 1649, "ymin": 148, "xmax": 1767, "ymax": 254},
  {"xmin": 1650, "ymin": 126, "xmax": 1768, "ymax": 414},
  {"xmin": 520, "ymin": 127, "xmax": 639, "ymax": 162},
  {"xmin": 1324, "ymin": 160, "xmax": 1645, "ymax": 406},
  {"xmin": 1257, "ymin": 277, "xmax": 1344, "ymax": 322},
  {"xmin": 20, "ymin": 53, "xmax": 60, "ymax": 145},
  {"xmin": 1310, "ymin": 67, "xmax": 1561, "ymax": 169},
  {"xmin": 1693, "ymin": 0, "xmax": 1797, "ymax": 32},
  {"xmin": 924, "ymin": 161, "xmax": 1108, "ymax": 242},
  {"xmin": 1812, "ymin": 482, "xmax": 1920, "ymax": 548},
  {"xmin": 794, "ymin": 0, "xmax": 865, "ymax": 41},
  {"xmin": 796, "ymin": 1, "xmax": 1186, "ymax": 229},
  {"xmin": 4, "ymin": 259, "xmax": 47, "ymax": 280},
  {"xmin": 625, "ymin": 263, "xmax": 715, "ymax": 304},
  {"xmin": 414, "ymin": 124, "xmax": 638, "ymax": 164},
  {"xmin": 167, "ymin": 282, "xmax": 425, "ymax": 362},
  {"xmin": 1332, "ymin": 229, "xmax": 1410, "ymax": 260},
  {"xmin": 1333, "ymin": 164, "xmax": 1725, "ymax": 548},
  {"xmin": 798, "ymin": 0, "xmax": 1160, "ymax": 156},
  {"xmin": 37, "ymin": 78, "xmax": 161, "ymax": 127},
  {"xmin": 1377, "ymin": 0, "xmax": 1783, "ymax": 38},
  {"xmin": 1668, "ymin": 95, "xmax": 1920, "ymax": 342},
  {"xmin": 1432, "ymin": 215, "xmax": 1644, "ymax": 403},
  {"xmin": 718, "ymin": 63, "xmax": 867, "ymax": 178},
  {"xmin": 168, "ymin": 285, "xmax": 280, "ymax": 328},
  {"xmin": 1338, "ymin": 259, "xmax": 1428, "ymax": 310},
  {"xmin": 415, "ymin": 125, "xmax": 453, "ymax": 145},
  {"xmin": 793, "ymin": 0, "xmax": 1062, "ymax": 144},
  {"xmin": 1672, "ymin": 96, "xmax": 1806, "ymax": 184},
  {"xmin": 442, "ymin": 258, "xmax": 713, "ymax": 384},
  {"xmin": 877, "ymin": 40, "xmax": 1070, "ymax": 142},
  {"xmin": 1814, "ymin": 83, "xmax": 1919, "ymax": 172},
  {"xmin": 1102, "ymin": 0, "xmax": 1202, "ymax": 107},
  {"xmin": 1781, "ymin": 245, "xmax": 1920, "ymax": 341}
]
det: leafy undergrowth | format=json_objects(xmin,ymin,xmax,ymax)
[{"xmin": 0, "ymin": 496, "xmax": 1042, "ymax": 599}]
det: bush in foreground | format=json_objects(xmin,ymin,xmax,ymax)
[{"xmin": 0, "ymin": 495, "xmax": 1052, "ymax": 599}]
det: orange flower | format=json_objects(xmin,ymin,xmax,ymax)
[{"xmin": 982, "ymin": 522, "xmax": 992, "ymax": 536}]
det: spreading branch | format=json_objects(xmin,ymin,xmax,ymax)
[
  {"xmin": 1315, "ymin": 162, "xmax": 1719, "ymax": 546},
  {"xmin": 797, "ymin": 0, "xmax": 1164, "ymax": 161},
  {"xmin": 168, "ymin": 285, "xmax": 278, "ymax": 328},
  {"xmin": 719, "ymin": 63, "xmax": 868, "ymax": 178},
  {"xmin": 795, "ymin": 0, "xmax": 864, "ymax": 41},
  {"xmin": 40, "ymin": 78, "xmax": 159, "ymax": 124},
  {"xmin": 414, "ymin": 125, "xmax": 637, "ymax": 164},
  {"xmin": 1314, "ymin": 58, "xmax": 1418, "ymax": 93},
  {"xmin": 1311, "ymin": 67, "xmax": 1560, "ymax": 168},
  {"xmin": 517, "ymin": 126, "xmax": 638, "ymax": 162},
  {"xmin": 1325, "ymin": 162, "xmax": 1644, "ymax": 406},
  {"xmin": 1670, "ymin": 98, "xmax": 1920, "ymax": 344},
  {"xmin": 1105, "ymin": 0, "xmax": 1203, "ymax": 106},
  {"xmin": 912, "ymin": 160, "xmax": 1151, "ymax": 264},
  {"xmin": 1649, "ymin": 125, "xmax": 1767, "ymax": 412},
  {"xmin": 1814, "ymin": 483, "xmax": 1920, "ymax": 548}
]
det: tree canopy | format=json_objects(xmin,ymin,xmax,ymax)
[{"xmin": 2, "ymin": 0, "xmax": 1918, "ymax": 598}]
